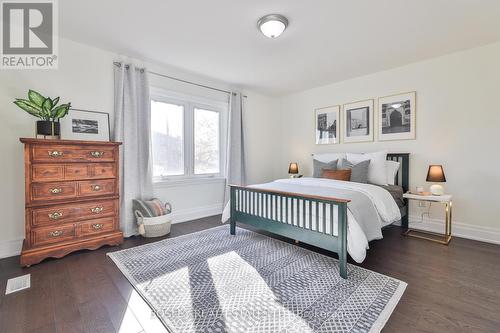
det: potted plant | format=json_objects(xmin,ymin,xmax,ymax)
[{"xmin": 14, "ymin": 90, "xmax": 71, "ymax": 138}]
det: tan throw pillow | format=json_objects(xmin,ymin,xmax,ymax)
[{"xmin": 321, "ymin": 168, "xmax": 352, "ymax": 181}]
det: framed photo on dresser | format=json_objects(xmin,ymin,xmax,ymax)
[
  {"xmin": 342, "ymin": 99, "xmax": 374, "ymax": 143},
  {"xmin": 315, "ymin": 105, "xmax": 340, "ymax": 144},
  {"xmin": 378, "ymin": 92, "xmax": 416, "ymax": 141},
  {"xmin": 60, "ymin": 109, "xmax": 110, "ymax": 141}
]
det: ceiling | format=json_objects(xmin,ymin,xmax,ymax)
[{"xmin": 60, "ymin": 0, "xmax": 500, "ymax": 96}]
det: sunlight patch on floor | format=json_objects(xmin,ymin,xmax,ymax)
[
  {"xmin": 138, "ymin": 265, "xmax": 196, "ymax": 332},
  {"xmin": 207, "ymin": 251, "xmax": 314, "ymax": 332},
  {"xmin": 118, "ymin": 304, "xmax": 143, "ymax": 333},
  {"xmin": 121, "ymin": 290, "xmax": 168, "ymax": 333}
]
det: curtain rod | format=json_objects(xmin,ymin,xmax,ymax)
[{"xmin": 113, "ymin": 61, "xmax": 247, "ymax": 98}]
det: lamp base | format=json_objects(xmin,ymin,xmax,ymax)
[{"xmin": 430, "ymin": 184, "xmax": 444, "ymax": 196}]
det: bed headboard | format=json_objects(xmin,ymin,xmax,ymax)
[
  {"xmin": 387, "ymin": 153, "xmax": 410, "ymax": 193},
  {"xmin": 312, "ymin": 152, "xmax": 410, "ymax": 192}
]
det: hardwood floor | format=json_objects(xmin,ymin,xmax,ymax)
[{"xmin": 1, "ymin": 216, "xmax": 499, "ymax": 333}]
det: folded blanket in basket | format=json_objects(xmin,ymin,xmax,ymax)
[{"xmin": 133, "ymin": 198, "xmax": 170, "ymax": 217}]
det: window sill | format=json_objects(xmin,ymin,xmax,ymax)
[{"xmin": 153, "ymin": 176, "xmax": 226, "ymax": 188}]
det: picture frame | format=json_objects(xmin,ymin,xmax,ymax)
[
  {"xmin": 315, "ymin": 105, "xmax": 340, "ymax": 145},
  {"xmin": 378, "ymin": 91, "xmax": 416, "ymax": 141},
  {"xmin": 60, "ymin": 109, "xmax": 110, "ymax": 141},
  {"xmin": 342, "ymin": 99, "xmax": 374, "ymax": 143}
]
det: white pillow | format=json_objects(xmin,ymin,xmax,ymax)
[
  {"xmin": 386, "ymin": 160, "xmax": 400, "ymax": 185},
  {"xmin": 346, "ymin": 151, "xmax": 388, "ymax": 185},
  {"xmin": 312, "ymin": 153, "xmax": 346, "ymax": 163}
]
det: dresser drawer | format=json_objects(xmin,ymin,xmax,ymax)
[
  {"xmin": 32, "ymin": 164, "xmax": 64, "ymax": 182},
  {"xmin": 31, "ymin": 163, "xmax": 116, "ymax": 182},
  {"xmin": 65, "ymin": 164, "xmax": 90, "ymax": 180},
  {"xmin": 32, "ymin": 145, "xmax": 116, "ymax": 163},
  {"xmin": 79, "ymin": 217, "xmax": 115, "ymax": 237},
  {"xmin": 31, "ymin": 224, "xmax": 76, "ymax": 247},
  {"xmin": 92, "ymin": 163, "xmax": 116, "ymax": 179},
  {"xmin": 78, "ymin": 179, "xmax": 116, "ymax": 197},
  {"xmin": 31, "ymin": 200, "xmax": 117, "ymax": 227},
  {"xmin": 31, "ymin": 181, "xmax": 77, "ymax": 202}
]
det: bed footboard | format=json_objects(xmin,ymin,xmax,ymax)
[{"xmin": 229, "ymin": 185, "xmax": 350, "ymax": 279}]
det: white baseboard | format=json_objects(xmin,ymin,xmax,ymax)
[
  {"xmin": 0, "ymin": 238, "xmax": 23, "ymax": 259},
  {"xmin": 169, "ymin": 203, "xmax": 223, "ymax": 224},
  {"xmin": 408, "ymin": 215, "xmax": 500, "ymax": 245}
]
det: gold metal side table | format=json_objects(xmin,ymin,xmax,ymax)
[{"xmin": 403, "ymin": 193, "xmax": 452, "ymax": 245}]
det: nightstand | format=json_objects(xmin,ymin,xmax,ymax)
[{"xmin": 403, "ymin": 193, "xmax": 453, "ymax": 245}]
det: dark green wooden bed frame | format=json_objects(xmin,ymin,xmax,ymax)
[{"xmin": 229, "ymin": 153, "xmax": 409, "ymax": 279}]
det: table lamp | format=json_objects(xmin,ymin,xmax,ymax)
[
  {"xmin": 288, "ymin": 162, "xmax": 299, "ymax": 178},
  {"xmin": 426, "ymin": 165, "xmax": 446, "ymax": 195}
]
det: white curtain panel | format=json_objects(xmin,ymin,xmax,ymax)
[
  {"xmin": 113, "ymin": 63, "xmax": 154, "ymax": 237},
  {"xmin": 224, "ymin": 92, "xmax": 246, "ymax": 204}
]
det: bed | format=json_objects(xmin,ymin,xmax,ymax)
[{"xmin": 224, "ymin": 153, "xmax": 409, "ymax": 279}]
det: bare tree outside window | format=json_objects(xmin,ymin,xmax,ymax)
[
  {"xmin": 151, "ymin": 100, "xmax": 184, "ymax": 177},
  {"xmin": 194, "ymin": 108, "xmax": 220, "ymax": 174}
]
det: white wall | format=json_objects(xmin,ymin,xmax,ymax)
[
  {"xmin": 242, "ymin": 91, "xmax": 281, "ymax": 185},
  {"xmin": 0, "ymin": 37, "xmax": 278, "ymax": 257},
  {"xmin": 276, "ymin": 42, "xmax": 500, "ymax": 242}
]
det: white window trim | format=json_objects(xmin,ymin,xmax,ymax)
[
  {"xmin": 153, "ymin": 176, "xmax": 226, "ymax": 188},
  {"xmin": 150, "ymin": 87, "xmax": 228, "ymax": 185}
]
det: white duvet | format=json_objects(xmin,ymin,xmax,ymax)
[{"xmin": 222, "ymin": 178, "xmax": 401, "ymax": 263}]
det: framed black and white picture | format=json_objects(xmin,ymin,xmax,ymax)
[
  {"xmin": 315, "ymin": 105, "xmax": 340, "ymax": 144},
  {"xmin": 378, "ymin": 92, "xmax": 416, "ymax": 141},
  {"xmin": 60, "ymin": 109, "xmax": 110, "ymax": 141},
  {"xmin": 342, "ymin": 99, "xmax": 374, "ymax": 143}
]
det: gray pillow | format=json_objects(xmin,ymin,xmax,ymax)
[
  {"xmin": 313, "ymin": 159, "xmax": 338, "ymax": 178},
  {"xmin": 338, "ymin": 158, "xmax": 370, "ymax": 183}
]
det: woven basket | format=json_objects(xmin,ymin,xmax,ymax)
[{"xmin": 135, "ymin": 211, "xmax": 172, "ymax": 238}]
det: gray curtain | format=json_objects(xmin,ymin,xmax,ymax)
[
  {"xmin": 113, "ymin": 63, "xmax": 153, "ymax": 237},
  {"xmin": 224, "ymin": 92, "xmax": 246, "ymax": 204}
]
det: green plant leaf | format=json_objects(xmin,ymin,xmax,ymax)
[
  {"xmin": 14, "ymin": 100, "xmax": 43, "ymax": 118},
  {"xmin": 52, "ymin": 97, "xmax": 60, "ymax": 106},
  {"xmin": 28, "ymin": 90, "xmax": 46, "ymax": 107},
  {"xmin": 52, "ymin": 103, "xmax": 70, "ymax": 120},
  {"xmin": 42, "ymin": 98, "xmax": 53, "ymax": 119},
  {"xmin": 15, "ymin": 98, "xmax": 42, "ymax": 111}
]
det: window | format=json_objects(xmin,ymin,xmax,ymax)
[
  {"xmin": 151, "ymin": 100, "xmax": 184, "ymax": 177},
  {"xmin": 194, "ymin": 108, "xmax": 220, "ymax": 174},
  {"xmin": 151, "ymin": 90, "xmax": 227, "ymax": 182}
]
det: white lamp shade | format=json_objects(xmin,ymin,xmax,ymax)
[{"xmin": 259, "ymin": 20, "xmax": 286, "ymax": 38}]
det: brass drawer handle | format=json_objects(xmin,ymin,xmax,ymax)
[
  {"xmin": 90, "ymin": 151, "xmax": 104, "ymax": 158},
  {"xmin": 91, "ymin": 185, "xmax": 101, "ymax": 191},
  {"xmin": 49, "ymin": 188, "xmax": 63, "ymax": 194},
  {"xmin": 90, "ymin": 206, "xmax": 104, "ymax": 214},
  {"xmin": 48, "ymin": 150, "xmax": 63, "ymax": 157},
  {"xmin": 92, "ymin": 223, "xmax": 104, "ymax": 230},
  {"xmin": 48, "ymin": 212, "xmax": 63, "ymax": 220},
  {"xmin": 48, "ymin": 230, "xmax": 63, "ymax": 237}
]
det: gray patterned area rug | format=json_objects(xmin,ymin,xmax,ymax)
[{"xmin": 108, "ymin": 226, "xmax": 407, "ymax": 333}]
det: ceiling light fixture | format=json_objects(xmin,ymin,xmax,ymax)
[{"xmin": 257, "ymin": 14, "xmax": 288, "ymax": 39}]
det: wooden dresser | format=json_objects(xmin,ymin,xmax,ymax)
[{"xmin": 20, "ymin": 138, "xmax": 123, "ymax": 266}]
